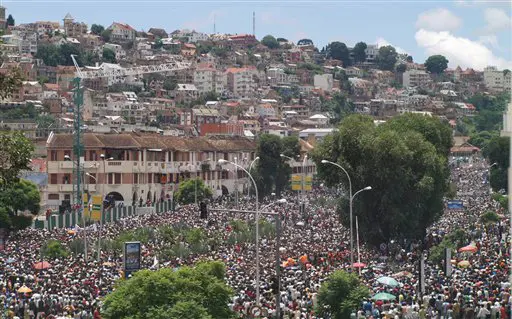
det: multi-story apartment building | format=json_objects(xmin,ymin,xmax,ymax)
[
  {"xmin": 193, "ymin": 64, "xmax": 226, "ymax": 95},
  {"xmin": 45, "ymin": 133, "xmax": 258, "ymax": 206},
  {"xmin": 108, "ymin": 22, "xmax": 137, "ymax": 42},
  {"xmin": 403, "ymin": 69, "xmax": 431, "ymax": 88},
  {"xmin": 484, "ymin": 66, "xmax": 511, "ymax": 92},
  {"xmin": 226, "ymin": 67, "xmax": 259, "ymax": 99},
  {"xmin": 63, "ymin": 13, "xmax": 87, "ymax": 38}
]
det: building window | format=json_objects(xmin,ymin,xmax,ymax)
[
  {"xmin": 48, "ymin": 193, "xmax": 59, "ymax": 200},
  {"xmin": 62, "ymin": 174, "xmax": 70, "ymax": 184},
  {"xmin": 148, "ymin": 173, "xmax": 153, "ymax": 184},
  {"xmin": 64, "ymin": 194, "xmax": 70, "ymax": 200},
  {"xmin": 50, "ymin": 151, "xmax": 57, "ymax": 161},
  {"xmin": 114, "ymin": 173, "xmax": 121, "ymax": 184},
  {"xmin": 50, "ymin": 174, "xmax": 57, "ymax": 184},
  {"xmin": 89, "ymin": 151, "xmax": 97, "ymax": 161},
  {"xmin": 134, "ymin": 173, "xmax": 138, "ymax": 184},
  {"xmin": 108, "ymin": 173, "xmax": 113, "ymax": 184}
]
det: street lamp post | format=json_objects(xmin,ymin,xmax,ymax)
[
  {"xmin": 301, "ymin": 154, "xmax": 308, "ymax": 219},
  {"xmin": 218, "ymin": 159, "xmax": 262, "ymax": 305},
  {"xmin": 259, "ymin": 198, "xmax": 287, "ymax": 319},
  {"xmin": 235, "ymin": 157, "xmax": 239, "ymax": 210},
  {"xmin": 65, "ymin": 155, "xmax": 88, "ymax": 263},
  {"xmin": 248, "ymin": 157, "xmax": 259, "ymax": 196},
  {"xmin": 321, "ymin": 160, "xmax": 371, "ymax": 271},
  {"xmin": 97, "ymin": 154, "xmax": 113, "ymax": 262},
  {"xmin": 195, "ymin": 157, "xmax": 211, "ymax": 206}
]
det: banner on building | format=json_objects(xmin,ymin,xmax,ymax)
[
  {"xmin": 124, "ymin": 241, "xmax": 141, "ymax": 278},
  {"xmin": 447, "ymin": 200, "xmax": 463, "ymax": 209},
  {"xmin": 291, "ymin": 175, "xmax": 313, "ymax": 191},
  {"xmin": 90, "ymin": 195, "xmax": 102, "ymax": 221}
]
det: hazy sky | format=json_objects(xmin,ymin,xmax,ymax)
[{"xmin": 4, "ymin": 0, "xmax": 512, "ymax": 70}]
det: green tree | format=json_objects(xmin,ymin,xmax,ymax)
[
  {"xmin": 101, "ymin": 29, "xmax": 112, "ymax": 42},
  {"xmin": 58, "ymin": 43, "xmax": 82, "ymax": 66},
  {"xmin": 36, "ymin": 114, "xmax": 56, "ymax": 130},
  {"xmin": 175, "ymin": 178, "xmax": 212, "ymax": 204},
  {"xmin": 316, "ymin": 270, "xmax": 369, "ymax": 319},
  {"xmin": 163, "ymin": 77, "xmax": 177, "ymax": 91},
  {"xmin": 255, "ymin": 134, "xmax": 286, "ymax": 197},
  {"xmin": 102, "ymin": 47, "xmax": 117, "ymax": 63},
  {"xmin": 297, "ymin": 39, "xmax": 314, "ymax": 46},
  {"xmin": 320, "ymin": 93, "xmax": 354, "ymax": 124},
  {"xmin": 281, "ymin": 136, "xmax": 301, "ymax": 158},
  {"xmin": 352, "ymin": 42, "xmax": 367, "ymax": 63},
  {"xmin": 326, "ymin": 41, "xmax": 351, "ymax": 66},
  {"xmin": 425, "ymin": 55, "xmax": 449, "ymax": 74},
  {"xmin": 90, "ymin": 24, "xmax": 105, "ymax": 35},
  {"xmin": 384, "ymin": 113, "xmax": 453, "ymax": 157},
  {"xmin": 0, "ymin": 179, "xmax": 40, "ymax": 215},
  {"xmin": 396, "ymin": 63, "xmax": 407, "ymax": 73},
  {"xmin": 6, "ymin": 14, "xmax": 14, "ymax": 27},
  {"xmin": 376, "ymin": 45, "xmax": 398, "ymax": 71},
  {"xmin": 406, "ymin": 55, "xmax": 413, "ymax": 63},
  {"xmin": 0, "ymin": 131, "xmax": 34, "ymax": 188},
  {"xmin": 480, "ymin": 211, "xmax": 500, "ymax": 225},
  {"xmin": 41, "ymin": 239, "xmax": 69, "ymax": 259},
  {"xmin": 312, "ymin": 114, "xmax": 449, "ymax": 244},
  {"xmin": 485, "ymin": 136, "xmax": 509, "ymax": 191},
  {"xmin": 261, "ymin": 35, "xmax": 279, "ymax": 49},
  {"xmin": 102, "ymin": 261, "xmax": 233, "ymax": 319}
]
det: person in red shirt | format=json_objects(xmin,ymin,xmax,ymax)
[{"xmin": 94, "ymin": 308, "xmax": 101, "ymax": 319}]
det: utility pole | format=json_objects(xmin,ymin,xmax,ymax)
[{"xmin": 72, "ymin": 77, "xmax": 83, "ymax": 209}]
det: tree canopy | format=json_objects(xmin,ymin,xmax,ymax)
[
  {"xmin": 425, "ymin": 55, "xmax": 449, "ymax": 74},
  {"xmin": 102, "ymin": 261, "xmax": 233, "ymax": 319},
  {"xmin": 320, "ymin": 93, "xmax": 354, "ymax": 125},
  {"xmin": 376, "ymin": 45, "xmax": 398, "ymax": 71},
  {"xmin": 326, "ymin": 42, "xmax": 351, "ymax": 66},
  {"xmin": 396, "ymin": 63, "xmax": 407, "ymax": 73},
  {"xmin": 6, "ymin": 14, "xmax": 14, "ymax": 26},
  {"xmin": 312, "ymin": 114, "xmax": 451, "ymax": 244},
  {"xmin": 352, "ymin": 42, "xmax": 367, "ymax": 63},
  {"xmin": 175, "ymin": 178, "xmax": 212, "ymax": 205},
  {"xmin": 315, "ymin": 270, "xmax": 369, "ymax": 319},
  {"xmin": 297, "ymin": 39, "xmax": 314, "ymax": 46},
  {"xmin": 255, "ymin": 134, "xmax": 300, "ymax": 197},
  {"xmin": 0, "ymin": 131, "xmax": 34, "ymax": 188},
  {"xmin": 102, "ymin": 47, "xmax": 117, "ymax": 63},
  {"xmin": 261, "ymin": 35, "xmax": 279, "ymax": 49},
  {"xmin": 90, "ymin": 24, "xmax": 105, "ymax": 35}
]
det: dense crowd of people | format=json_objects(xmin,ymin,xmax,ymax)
[{"xmin": 0, "ymin": 156, "xmax": 510, "ymax": 318}]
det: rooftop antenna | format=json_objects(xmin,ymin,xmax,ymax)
[
  {"xmin": 252, "ymin": 11, "xmax": 255, "ymax": 37},
  {"xmin": 213, "ymin": 13, "xmax": 216, "ymax": 34}
]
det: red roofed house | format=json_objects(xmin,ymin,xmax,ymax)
[
  {"xmin": 228, "ymin": 34, "xmax": 257, "ymax": 48},
  {"xmin": 108, "ymin": 22, "xmax": 136, "ymax": 42},
  {"xmin": 181, "ymin": 43, "xmax": 196, "ymax": 57}
]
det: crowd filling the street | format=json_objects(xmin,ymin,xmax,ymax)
[{"xmin": 0, "ymin": 156, "xmax": 511, "ymax": 319}]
